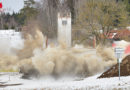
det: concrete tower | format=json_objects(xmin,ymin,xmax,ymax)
[{"xmin": 58, "ymin": 12, "xmax": 71, "ymax": 47}]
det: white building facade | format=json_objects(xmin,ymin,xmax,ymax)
[{"xmin": 58, "ymin": 12, "xmax": 71, "ymax": 47}]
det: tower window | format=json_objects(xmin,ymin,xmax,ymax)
[{"xmin": 62, "ymin": 20, "xmax": 67, "ymax": 25}]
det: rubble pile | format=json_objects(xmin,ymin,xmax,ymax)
[{"xmin": 99, "ymin": 55, "xmax": 130, "ymax": 78}]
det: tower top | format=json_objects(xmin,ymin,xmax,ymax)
[{"xmin": 58, "ymin": 12, "xmax": 71, "ymax": 18}]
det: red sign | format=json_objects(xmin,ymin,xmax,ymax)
[
  {"xmin": 112, "ymin": 43, "xmax": 116, "ymax": 47},
  {"xmin": 0, "ymin": 2, "xmax": 2, "ymax": 8},
  {"xmin": 125, "ymin": 45, "xmax": 130, "ymax": 54}
]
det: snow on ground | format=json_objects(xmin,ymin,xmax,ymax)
[
  {"xmin": 0, "ymin": 30, "xmax": 24, "ymax": 54},
  {"xmin": 0, "ymin": 73, "xmax": 130, "ymax": 89}
]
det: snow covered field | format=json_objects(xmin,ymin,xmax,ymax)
[{"xmin": 0, "ymin": 73, "xmax": 130, "ymax": 90}]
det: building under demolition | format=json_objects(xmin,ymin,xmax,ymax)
[{"xmin": 58, "ymin": 11, "xmax": 71, "ymax": 47}]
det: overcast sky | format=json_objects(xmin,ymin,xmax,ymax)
[
  {"xmin": 2, "ymin": 0, "xmax": 24, "ymax": 13},
  {"xmin": 2, "ymin": 0, "xmax": 39, "ymax": 14}
]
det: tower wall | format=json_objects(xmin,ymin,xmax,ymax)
[{"xmin": 58, "ymin": 12, "xmax": 71, "ymax": 47}]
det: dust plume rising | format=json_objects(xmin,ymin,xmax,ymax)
[
  {"xmin": 0, "ymin": 53, "xmax": 18, "ymax": 72},
  {"xmin": 0, "ymin": 30, "xmax": 117, "ymax": 78},
  {"xmin": 17, "ymin": 30, "xmax": 45, "ymax": 59}
]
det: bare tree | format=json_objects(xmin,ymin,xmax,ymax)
[
  {"xmin": 35, "ymin": 0, "xmax": 60, "ymax": 38},
  {"xmin": 76, "ymin": 0, "xmax": 128, "ymax": 45},
  {"xmin": 36, "ymin": 0, "xmax": 80, "ymax": 38}
]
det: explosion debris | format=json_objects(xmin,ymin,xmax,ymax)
[{"xmin": 0, "ymin": 30, "xmax": 117, "ymax": 79}]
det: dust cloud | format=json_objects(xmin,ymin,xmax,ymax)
[{"xmin": 0, "ymin": 30, "xmax": 117, "ymax": 78}]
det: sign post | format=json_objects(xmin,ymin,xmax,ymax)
[{"xmin": 114, "ymin": 48, "xmax": 124, "ymax": 81}]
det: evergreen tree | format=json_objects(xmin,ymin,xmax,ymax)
[{"xmin": 20, "ymin": 0, "xmax": 38, "ymax": 24}]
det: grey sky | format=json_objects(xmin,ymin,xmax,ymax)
[
  {"xmin": 2, "ymin": 0, "xmax": 24, "ymax": 13},
  {"xmin": 2, "ymin": 0, "xmax": 40, "ymax": 14}
]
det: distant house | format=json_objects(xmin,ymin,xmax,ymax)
[
  {"xmin": 108, "ymin": 29, "xmax": 130, "ymax": 55},
  {"xmin": 107, "ymin": 29, "xmax": 130, "ymax": 40}
]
